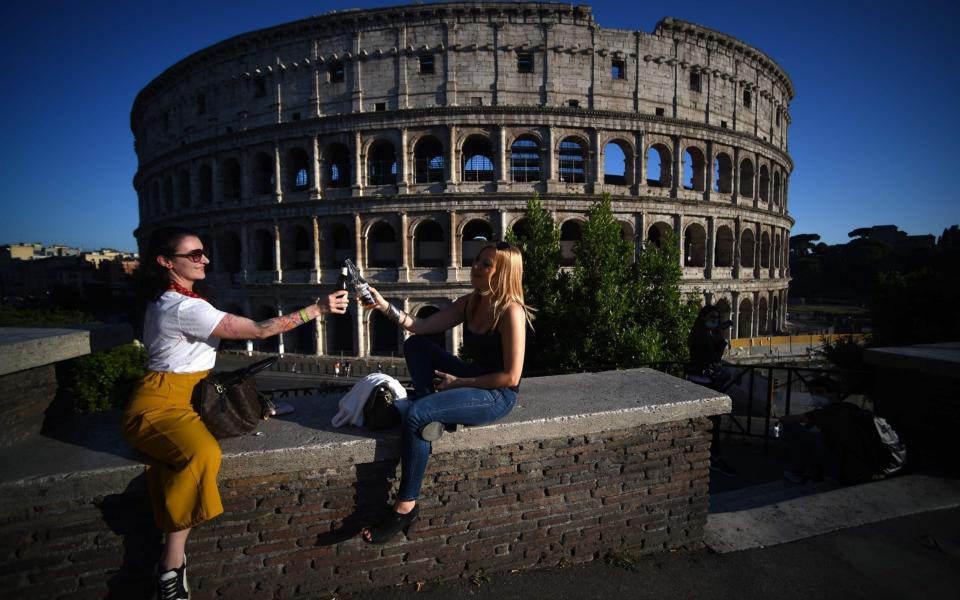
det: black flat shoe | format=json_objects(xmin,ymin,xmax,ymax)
[{"xmin": 362, "ymin": 504, "xmax": 420, "ymax": 544}]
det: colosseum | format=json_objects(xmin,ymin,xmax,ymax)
[{"xmin": 131, "ymin": 1, "xmax": 793, "ymax": 358}]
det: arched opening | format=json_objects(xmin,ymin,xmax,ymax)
[
  {"xmin": 558, "ymin": 137, "xmax": 586, "ymax": 183},
  {"xmin": 758, "ymin": 297, "xmax": 769, "ymax": 335},
  {"xmin": 510, "ymin": 136, "xmax": 541, "ymax": 182},
  {"xmin": 324, "ymin": 143, "xmax": 351, "ymax": 188},
  {"xmin": 255, "ymin": 305, "xmax": 279, "ymax": 353},
  {"xmin": 368, "ymin": 222, "xmax": 398, "ymax": 268},
  {"xmin": 511, "ymin": 218, "xmax": 531, "ymax": 241},
  {"xmin": 198, "ymin": 165, "xmax": 213, "ymax": 204},
  {"xmin": 220, "ymin": 158, "xmax": 241, "ymax": 201},
  {"xmin": 739, "ymin": 159, "xmax": 755, "ymax": 198},
  {"xmin": 414, "ymin": 220, "xmax": 445, "ymax": 268},
  {"xmin": 740, "ymin": 229, "xmax": 756, "ymax": 269},
  {"xmin": 773, "ymin": 171, "xmax": 782, "ymax": 206},
  {"xmin": 462, "ymin": 220, "xmax": 494, "ymax": 266},
  {"xmin": 774, "ymin": 233, "xmax": 782, "ymax": 269},
  {"xmin": 772, "ymin": 296, "xmax": 780, "ymax": 334},
  {"xmin": 646, "ymin": 144, "xmax": 671, "ymax": 188},
  {"xmin": 715, "ymin": 298, "xmax": 732, "ymax": 340},
  {"xmin": 327, "ymin": 311, "xmax": 354, "ymax": 356},
  {"xmin": 737, "ymin": 298, "xmax": 753, "ymax": 339},
  {"xmin": 370, "ymin": 310, "xmax": 399, "ymax": 356},
  {"xmin": 760, "ymin": 232, "xmax": 771, "ymax": 269},
  {"xmin": 416, "ymin": 306, "xmax": 446, "ymax": 351},
  {"xmin": 714, "ymin": 153, "xmax": 732, "ymax": 193},
  {"xmin": 683, "ymin": 147, "xmax": 706, "ymax": 191},
  {"xmin": 289, "ymin": 227, "xmax": 311, "ymax": 270},
  {"xmin": 252, "ymin": 152, "xmax": 273, "ymax": 195},
  {"xmin": 368, "ymin": 140, "xmax": 397, "ymax": 186},
  {"xmin": 759, "ymin": 164, "xmax": 770, "ymax": 202},
  {"xmin": 413, "ymin": 136, "xmax": 444, "ymax": 183},
  {"xmin": 254, "ymin": 229, "xmax": 274, "ymax": 271},
  {"xmin": 286, "ymin": 148, "xmax": 309, "ymax": 192},
  {"xmin": 461, "ymin": 135, "xmax": 494, "ymax": 182},
  {"xmin": 647, "ymin": 222, "xmax": 673, "ymax": 250},
  {"xmin": 603, "ymin": 141, "xmax": 629, "ymax": 185},
  {"xmin": 163, "ymin": 175, "xmax": 174, "ymax": 211},
  {"xmin": 219, "ymin": 231, "xmax": 242, "ymax": 274},
  {"xmin": 560, "ymin": 220, "xmax": 583, "ymax": 266},
  {"xmin": 620, "ymin": 221, "xmax": 635, "ymax": 244},
  {"xmin": 177, "ymin": 170, "xmax": 190, "ymax": 207},
  {"xmin": 329, "ymin": 224, "xmax": 352, "ymax": 268},
  {"xmin": 683, "ymin": 223, "xmax": 707, "ymax": 267},
  {"xmin": 715, "ymin": 226, "xmax": 734, "ymax": 267},
  {"xmin": 291, "ymin": 315, "xmax": 315, "ymax": 355}
]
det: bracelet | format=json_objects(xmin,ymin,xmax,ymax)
[
  {"xmin": 384, "ymin": 303, "xmax": 406, "ymax": 325},
  {"xmin": 299, "ymin": 308, "xmax": 310, "ymax": 323}
]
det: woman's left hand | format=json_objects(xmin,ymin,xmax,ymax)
[{"xmin": 433, "ymin": 370, "xmax": 458, "ymax": 391}]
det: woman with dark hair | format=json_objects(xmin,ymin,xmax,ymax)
[
  {"xmin": 359, "ymin": 242, "xmax": 534, "ymax": 544},
  {"xmin": 687, "ymin": 303, "xmax": 736, "ymax": 477},
  {"xmin": 123, "ymin": 227, "xmax": 348, "ymax": 600}
]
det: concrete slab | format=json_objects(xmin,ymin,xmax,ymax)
[
  {"xmin": 0, "ymin": 368, "xmax": 729, "ymax": 511},
  {"xmin": 0, "ymin": 325, "xmax": 134, "ymax": 376},
  {"xmin": 704, "ymin": 474, "xmax": 960, "ymax": 553},
  {"xmin": 864, "ymin": 342, "xmax": 960, "ymax": 378}
]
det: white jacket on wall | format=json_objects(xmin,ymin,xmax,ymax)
[{"xmin": 331, "ymin": 373, "xmax": 410, "ymax": 428}]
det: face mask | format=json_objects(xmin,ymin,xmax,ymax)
[{"xmin": 705, "ymin": 321, "xmax": 719, "ymax": 330}]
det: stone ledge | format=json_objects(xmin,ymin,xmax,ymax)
[
  {"xmin": 0, "ymin": 368, "xmax": 728, "ymax": 513},
  {"xmin": 864, "ymin": 342, "xmax": 960, "ymax": 379},
  {"xmin": 0, "ymin": 325, "xmax": 133, "ymax": 376}
]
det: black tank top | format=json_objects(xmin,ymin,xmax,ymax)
[{"xmin": 462, "ymin": 300, "xmax": 520, "ymax": 392}]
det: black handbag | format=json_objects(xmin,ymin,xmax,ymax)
[
  {"xmin": 194, "ymin": 357, "xmax": 278, "ymax": 439},
  {"xmin": 363, "ymin": 382, "xmax": 401, "ymax": 430}
]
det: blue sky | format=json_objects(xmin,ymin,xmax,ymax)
[{"xmin": 1, "ymin": 0, "xmax": 957, "ymax": 251}]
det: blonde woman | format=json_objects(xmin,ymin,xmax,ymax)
[{"xmin": 359, "ymin": 241, "xmax": 533, "ymax": 544}]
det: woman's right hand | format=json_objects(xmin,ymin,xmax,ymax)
[
  {"xmin": 318, "ymin": 290, "xmax": 350, "ymax": 315},
  {"xmin": 366, "ymin": 286, "xmax": 389, "ymax": 312}
]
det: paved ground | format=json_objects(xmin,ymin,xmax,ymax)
[{"xmin": 345, "ymin": 507, "xmax": 960, "ymax": 600}]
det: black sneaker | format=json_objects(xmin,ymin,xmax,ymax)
[{"xmin": 157, "ymin": 557, "xmax": 189, "ymax": 600}]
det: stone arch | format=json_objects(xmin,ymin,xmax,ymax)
[
  {"xmin": 715, "ymin": 225, "xmax": 734, "ymax": 267},
  {"xmin": 773, "ymin": 171, "xmax": 782, "ymax": 206},
  {"xmin": 414, "ymin": 219, "xmax": 445, "ymax": 268},
  {"xmin": 682, "ymin": 146, "xmax": 706, "ymax": 191},
  {"xmin": 646, "ymin": 143, "xmax": 672, "ymax": 188},
  {"xmin": 461, "ymin": 134, "xmax": 494, "ymax": 182},
  {"xmin": 558, "ymin": 136, "xmax": 587, "ymax": 183},
  {"xmin": 737, "ymin": 297, "xmax": 753, "ymax": 339},
  {"xmin": 715, "ymin": 297, "xmax": 732, "ymax": 329},
  {"xmin": 370, "ymin": 309, "xmax": 399, "ymax": 356},
  {"xmin": 254, "ymin": 304, "xmax": 279, "ymax": 352},
  {"xmin": 511, "ymin": 217, "xmax": 532, "ymax": 241},
  {"xmin": 739, "ymin": 158, "xmax": 755, "ymax": 198},
  {"xmin": 559, "ymin": 219, "xmax": 584, "ymax": 266},
  {"xmin": 253, "ymin": 228, "xmax": 274, "ymax": 271},
  {"xmin": 758, "ymin": 296, "xmax": 769, "ymax": 335},
  {"xmin": 683, "ymin": 222, "xmax": 707, "ymax": 267},
  {"xmin": 323, "ymin": 143, "xmax": 351, "ymax": 188},
  {"xmin": 251, "ymin": 152, "xmax": 273, "ymax": 195},
  {"xmin": 285, "ymin": 147, "xmax": 310, "ymax": 192},
  {"xmin": 510, "ymin": 134, "xmax": 542, "ymax": 182},
  {"xmin": 772, "ymin": 295, "xmax": 781, "ymax": 334},
  {"xmin": 368, "ymin": 221, "xmax": 399, "ymax": 268},
  {"xmin": 774, "ymin": 232, "xmax": 782, "ymax": 269},
  {"xmin": 218, "ymin": 231, "xmax": 242, "ymax": 274},
  {"xmin": 198, "ymin": 164, "xmax": 213, "ymax": 204},
  {"xmin": 413, "ymin": 135, "xmax": 444, "ymax": 184},
  {"xmin": 177, "ymin": 169, "xmax": 191, "ymax": 207},
  {"xmin": 740, "ymin": 229, "xmax": 756, "ymax": 269},
  {"xmin": 220, "ymin": 158, "xmax": 242, "ymax": 201},
  {"xmin": 368, "ymin": 139, "xmax": 397, "ymax": 186},
  {"xmin": 327, "ymin": 307, "xmax": 354, "ymax": 355},
  {"xmin": 647, "ymin": 221, "xmax": 673, "ymax": 250},
  {"xmin": 604, "ymin": 139, "xmax": 633, "ymax": 185},
  {"xmin": 759, "ymin": 164, "xmax": 770, "ymax": 202},
  {"xmin": 760, "ymin": 231, "xmax": 771, "ymax": 269},
  {"xmin": 282, "ymin": 225, "xmax": 311, "ymax": 270},
  {"xmin": 461, "ymin": 219, "xmax": 494, "ymax": 266},
  {"xmin": 327, "ymin": 223, "xmax": 352, "ymax": 269},
  {"xmin": 714, "ymin": 152, "xmax": 733, "ymax": 194},
  {"xmin": 619, "ymin": 220, "xmax": 635, "ymax": 244},
  {"xmin": 416, "ymin": 305, "xmax": 446, "ymax": 350}
]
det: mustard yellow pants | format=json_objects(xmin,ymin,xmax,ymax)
[{"xmin": 122, "ymin": 370, "xmax": 223, "ymax": 532}]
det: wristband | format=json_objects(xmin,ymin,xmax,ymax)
[{"xmin": 299, "ymin": 308, "xmax": 310, "ymax": 323}]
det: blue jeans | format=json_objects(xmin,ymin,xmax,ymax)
[{"xmin": 398, "ymin": 335, "xmax": 517, "ymax": 501}]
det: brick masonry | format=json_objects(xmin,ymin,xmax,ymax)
[
  {"xmin": 0, "ymin": 417, "xmax": 712, "ymax": 599},
  {"xmin": 0, "ymin": 364, "xmax": 58, "ymax": 448}
]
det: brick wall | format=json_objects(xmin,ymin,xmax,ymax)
[
  {"xmin": 0, "ymin": 417, "xmax": 711, "ymax": 599},
  {"xmin": 0, "ymin": 364, "xmax": 58, "ymax": 447}
]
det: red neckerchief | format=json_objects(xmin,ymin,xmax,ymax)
[{"xmin": 167, "ymin": 282, "xmax": 207, "ymax": 301}]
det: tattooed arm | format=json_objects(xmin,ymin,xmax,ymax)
[{"xmin": 212, "ymin": 290, "xmax": 349, "ymax": 340}]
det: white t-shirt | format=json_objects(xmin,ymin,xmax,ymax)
[{"xmin": 143, "ymin": 291, "xmax": 227, "ymax": 373}]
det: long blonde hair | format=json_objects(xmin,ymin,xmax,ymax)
[{"xmin": 466, "ymin": 243, "xmax": 535, "ymax": 330}]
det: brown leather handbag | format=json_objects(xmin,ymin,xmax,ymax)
[{"xmin": 193, "ymin": 357, "xmax": 277, "ymax": 439}]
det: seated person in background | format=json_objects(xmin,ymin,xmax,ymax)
[
  {"xmin": 687, "ymin": 305, "xmax": 736, "ymax": 477},
  {"xmin": 779, "ymin": 395, "xmax": 905, "ymax": 484}
]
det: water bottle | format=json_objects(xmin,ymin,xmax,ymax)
[{"xmin": 344, "ymin": 259, "xmax": 376, "ymax": 307}]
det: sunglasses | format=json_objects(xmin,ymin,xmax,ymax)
[{"xmin": 170, "ymin": 249, "xmax": 207, "ymax": 263}]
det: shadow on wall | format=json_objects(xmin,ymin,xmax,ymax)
[{"xmin": 96, "ymin": 474, "xmax": 162, "ymax": 600}]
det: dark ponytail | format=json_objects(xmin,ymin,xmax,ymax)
[{"xmin": 137, "ymin": 227, "xmax": 199, "ymax": 303}]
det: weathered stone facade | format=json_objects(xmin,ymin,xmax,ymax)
[{"xmin": 131, "ymin": 2, "xmax": 794, "ymax": 358}]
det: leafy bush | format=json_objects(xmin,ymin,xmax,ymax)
[
  {"xmin": 70, "ymin": 343, "xmax": 147, "ymax": 413},
  {"xmin": 0, "ymin": 304, "xmax": 97, "ymax": 327}
]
